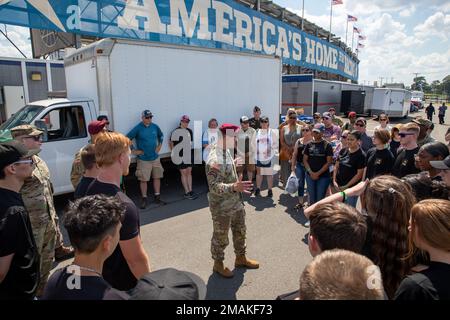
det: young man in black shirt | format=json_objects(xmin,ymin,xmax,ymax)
[
  {"xmin": 84, "ymin": 131, "xmax": 151, "ymax": 291},
  {"xmin": 74, "ymin": 144, "xmax": 99, "ymax": 199},
  {"xmin": 43, "ymin": 194, "xmax": 123, "ymax": 300},
  {"xmin": 0, "ymin": 141, "xmax": 40, "ymax": 300},
  {"xmin": 365, "ymin": 128, "xmax": 395, "ymax": 179},
  {"xmin": 392, "ymin": 123, "xmax": 421, "ymax": 178}
]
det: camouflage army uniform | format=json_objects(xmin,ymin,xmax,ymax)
[
  {"xmin": 70, "ymin": 147, "xmax": 85, "ymax": 189},
  {"xmin": 206, "ymin": 144, "xmax": 246, "ymax": 261},
  {"xmin": 21, "ymin": 155, "xmax": 58, "ymax": 295}
]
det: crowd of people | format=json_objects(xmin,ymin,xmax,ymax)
[{"xmin": 0, "ymin": 102, "xmax": 449, "ymax": 301}]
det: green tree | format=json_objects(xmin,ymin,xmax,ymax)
[
  {"xmin": 411, "ymin": 76, "xmax": 430, "ymax": 92},
  {"xmin": 442, "ymin": 75, "xmax": 450, "ymax": 96},
  {"xmin": 430, "ymin": 80, "xmax": 442, "ymax": 94}
]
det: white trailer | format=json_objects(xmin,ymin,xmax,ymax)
[
  {"xmin": 282, "ymin": 74, "xmax": 374, "ymax": 116},
  {"xmin": 372, "ymin": 88, "xmax": 411, "ymax": 118},
  {"xmin": 0, "ymin": 38, "xmax": 282, "ymax": 194}
]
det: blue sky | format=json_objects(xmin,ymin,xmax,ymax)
[
  {"xmin": 275, "ymin": 0, "xmax": 450, "ymax": 86},
  {"xmin": 0, "ymin": 0, "xmax": 449, "ymax": 86}
]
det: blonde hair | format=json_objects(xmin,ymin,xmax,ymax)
[
  {"xmin": 408, "ymin": 199, "xmax": 450, "ymax": 256},
  {"xmin": 401, "ymin": 123, "xmax": 420, "ymax": 135},
  {"xmin": 300, "ymin": 249, "xmax": 385, "ymax": 300},
  {"xmin": 95, "ymin": 131, "xmax": 131, "ymax": 167}
]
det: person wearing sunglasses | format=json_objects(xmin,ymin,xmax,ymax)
[
  {"xmin": 127, "ymin": 110, "xmax": 165, "ymax": 208},
  {"xmin": 313, "ymin": 112, "xmax": 322, "ymax": 125},
  {"xmin": 392, "ymin": 123, "xmax": 421, "ymax": 178},
  {"xmin": 354, "ymin": 117, "xmax": 374, "ymax": 153},
  {"xmin": 255, "ymin": 116, "xmax": 278, "ymax": 197},
  {"xmin": 11, "ymin": 124, "xmax": 75, "ymax": 296},
  {"xmin": 0, "ymin": 140, "xmax": 40, "ymax": 300},
  {"xmin": 279, "ymin": 110, "xmax": 303, "ymax": 189},
  {"xmin": 322, "ymin": 112, "xmax": 341, "ymax": 142},
  {"xmin": 169, "ymin": 115, "xmax": 197, "ymax": 200},
  {"xmin": 291, "ymin": 124, "xmax": 313, "ymax": 208},
  {"xmin": 374, "ymin": 113, "xmax": 392, "ymax": 132}
]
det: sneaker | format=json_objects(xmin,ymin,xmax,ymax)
[
  {"xmin": 55, "ymin": 245, "xmax": 75, "ymax": 262},
  {"xmin": 267, "ymin": 190, "xmax": 273, "ymax": 198},
  {"xmin": 254, "ymin": 188, "xmax": 261, "ymax": 197},
  {"xmin": 140, "ymin": 197, "xmax": 147, "ymax": 209},
  {"xmin": 154, "ymin": 195, "xmax": 166, "ymax": 205},
  {"xmin": 188, "ymin": 191, "xmax": 198, "ymax": 200}
]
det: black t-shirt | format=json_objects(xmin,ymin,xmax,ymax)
[
  {"xmin": 74, "ymin": 176, "xmax": 95, "ymax": 199},
  {"xmin": 336, "ymin": 148, "xmax": 366, "ymax": 187},
  {"xmin": 296, "ymin": 140, "xmax": 307, "ymax": 164},
  {"xmin": 394, "ymin": 262, "xmax": 450, "ymax": 300},
  {"xmin": 0, "ymin": 187, "xmax": 40, "ymax": 300},
  {"xmin": 304, "ymin": 140, "xmax": 333, "ymax": 178},
  {"xmin": 42, "ymin": 267, "xmax": 111, "ymax": 300},
  {"xmin": 392, "ymin": 147, "xmax": 421, "ymax": 178},
  {"xmin": 85, "ymin": 180, "xmax": 140, "ymax": 291},
  {"xmin": 170, "ymin": 127, "xmax": 193, "ymax": 159},
  {"xmin": 366, "ymin": 148, "xmax": 395, "ymax": 179},
  {"xmin": 249, "ymin": 117, "xmax": 261, "ymax": 130},
  {"xmin": 390, "ymin": 140, "xmax": 401, "ymax": 157}
]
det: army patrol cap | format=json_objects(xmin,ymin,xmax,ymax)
[
  {"xmin": 0, "ymin": 140, "xmax": 40, "ymax": 171},
  {"xmin": 10, "ymin": 124, "xmax": 43, "ymax": 139},
  {"xmin": 412, "ymin": 117, "xmax": 432, "ymax": 128}
]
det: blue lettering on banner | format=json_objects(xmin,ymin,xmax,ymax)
[{"xmin": 0, "ymin": 0, "xmax": 358, "ymax": 80}]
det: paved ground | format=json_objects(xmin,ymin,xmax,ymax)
[{"xmin": 52, "ymin": 107, "xmax": 449, "ymax": 300}]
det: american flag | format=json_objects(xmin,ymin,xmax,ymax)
[
  {"xmin": 358, "ymin": 35, "xmax": 367, "ymax": 40},
  {"xmin": 353, "ymin": 26, "xmax": 361, "ymax": 33},
  {"xmin": 332, "ymin": 0, "xmax": 343, "ymax": 5},
  {"xmin": 347, "ymin": 15, "xmax": 358, "ymax": 22},
  {"xmin": 357, "ymin": 43, "xmax": 365, "ymax": 48}
]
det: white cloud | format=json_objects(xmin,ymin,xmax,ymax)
[
  {"xmin": 414, "ymin": 12, "xmax": 450, "ymax": 41},
  {"xmin": 399, "ymin": 5, "xmax": 416, "ymax": 17},
  {"xmin": 0, "ymin": 25, "xmax": 32, "ymax": 58}
]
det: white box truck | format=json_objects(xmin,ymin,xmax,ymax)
[
  {"xmin": 0, "ymin": 38, "xmax": 282, "ymax": 195},
  {"xmin": 371, "ymin": 88, "xmax": 411, "ymax": 118}
]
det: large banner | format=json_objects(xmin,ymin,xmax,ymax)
[{"xmin": 0, "ymin": 0, "xmax": 358, "ymax": 80}]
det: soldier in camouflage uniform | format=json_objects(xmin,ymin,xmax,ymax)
[
  {"xmin": 205, "ymin": 123, "xmax": 259, "ymax": 278},
  {"xmin": 11, "ymin": 125, "xmax": 73, "ymax": 296}
]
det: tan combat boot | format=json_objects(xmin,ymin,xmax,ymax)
[
  {"xmin": 213, "ymin": 260, "xmax": 234, "ymax": 278},
  {"xmin": 235, "ymin": 255, "xmax": 260, "ymax": 269}
]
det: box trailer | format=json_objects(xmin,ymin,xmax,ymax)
[
  {"xmin": 0, "ymin": 38, "xmax": 282, "ymax": 195},
  {"xmin": 371, "ymin": 88, "xmax": 411, "ymax": 118},
  {"xmin": 282, "ymin": 74, "xmax": 374, "ymax": 116}
]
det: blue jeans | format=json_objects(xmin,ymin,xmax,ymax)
[
  {"xmin": 306, "ymin": 174, "xmax": 331, "ymax": 205},
  {"xmin": 345, "ymin": 195, "xmax": 358, "ymax": 208},
  {"xmin": 295, "ymin": 163, "xmax": 306, "ymax": 197}
]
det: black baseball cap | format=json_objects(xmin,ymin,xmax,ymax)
[
  {"xmin": 104, "ymin": 268, "xmax": 206, "ymax": 300},
  {"xmin": 0, "ymin": 140, "xmax": 40, "ymax": 171}
]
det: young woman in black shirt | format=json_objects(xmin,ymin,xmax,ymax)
[
  {"xmin": 395, "ymin": 199, "xmax": 450, "ymax": 300},
  {"xmin": 333, "ymin": 130, "xmax": 366, "ymax": 207},
  {"xmin": 365, "ymin": 128, "xmax": 395, "ymax": 179}
]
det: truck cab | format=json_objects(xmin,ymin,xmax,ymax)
[{"xmin": 0, "ymin": 98, "xmax": 96, "ymax": 195}]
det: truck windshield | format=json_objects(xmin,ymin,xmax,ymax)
[{"xmin": 0, "ymin": 104, "xmax": 44, "ymax": 130}]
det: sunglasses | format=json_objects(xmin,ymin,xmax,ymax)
[
  {"xmin": 379, "ymin": 118, "xmax": 387, "ymax": 121},
  {"xmin": 261, "ymin": 120, "xmax": 269, "ymax": 123},
  {"xmin": 399, "ymin": 132, "xmax": 415, "ymax": 138},
  {"xmin": 323, "ymin": 117, "xmax": 330, "ymax": 120},
  {"xmin": 144, "ymin": 116, "xmax": 153, "ymax": 119},
  {"xmin": 24, "ymin": 135, "xmax": 43, "ymax": 141},
  {"xmin": 12, "ymin": 158, "xmax": 34, "ymax": 166},
  {"xmin": 289, "ymin": 116, "xmax": 297, "ymax": 120},
  {"xmin": 242, "ymin": 121, "xmax": 249, "ymax": 124},
  {"xmin": 355, "ymin": 123, "xmax": 365, "ymax": 127},
  {"xmin": 301, "ymin": 128, "xmax": 310, "ymax": 132}
]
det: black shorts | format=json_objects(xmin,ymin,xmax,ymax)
[{"xmin": 256, "ymin": 160, "xmax": 271, "ymax": 168}]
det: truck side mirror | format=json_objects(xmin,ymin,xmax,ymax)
[{"xmin": 34, "ymin": 119, "xmax": 49, "ymax": 142}]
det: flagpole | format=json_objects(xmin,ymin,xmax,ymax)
[
  {"xmin": 329, "ymin": 0, "xmax": 333, "ymax": 42},
  {"xmin": 345, "ymin": 19, "xmax": 348, "ymax": 45},
  {"xmin": 351, "ymin": 27, "xmax": 355, "ymax": 52},
  {"xmin": 301, "ymin": 0, "xmax": 305, "ymax": 30}
]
